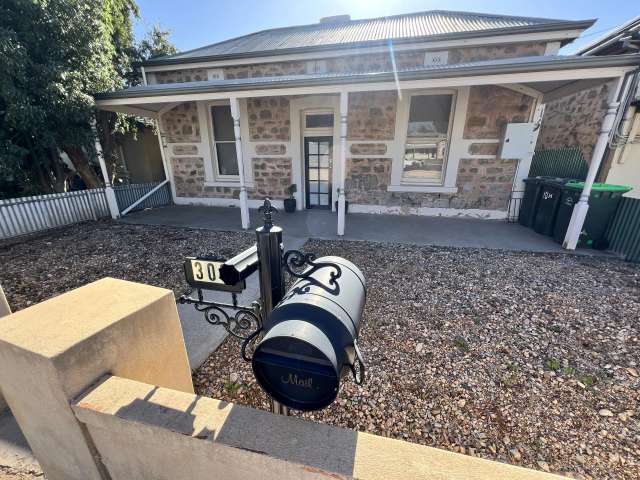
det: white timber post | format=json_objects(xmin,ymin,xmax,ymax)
[
  {"xmin": 563, "ymin": 76, "xmax": 627, "ymax": 250},
  {"xmin": 337, "ymin": 91, "xmax": 348, "ymax": 236},
  {"xmin": 91, "ymin": 119, "xmax": 120, "ymax": 219},
  {"xmin": 155, "ymin": 119, "xmax": 176, "ymax": 202},
  {"xmin": 230, "ymin": 97, "xmax": 250, "ymax": 229}
]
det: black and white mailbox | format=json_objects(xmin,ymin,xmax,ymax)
[
  {"xmin": 251, "ymin": 254, "xmax": 366, "ymax": 411},
  {"xmin": 180, "ymin": 199, "xmax": 367, "ymax": 414}
]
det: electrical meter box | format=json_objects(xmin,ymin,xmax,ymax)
[{"xmin": 500, "ymin": 122, "xmax": 536, "ymax": 159}]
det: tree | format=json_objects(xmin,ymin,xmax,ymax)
[
  {"xmin": 95, "ymin": 23, "xmax": 178, "ymax": 186},
  {"xmin": 0, "ymin": 0, "xmax": 176, "ymax": 198}
]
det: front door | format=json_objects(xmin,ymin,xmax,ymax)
[{"xmin": 304, "ymin": 136, "xmax": 332, "ymax": 209}]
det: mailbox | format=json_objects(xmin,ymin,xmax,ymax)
[{"xmin": 252, "ymin": 256, "xmax": 366, "ymax": 411}]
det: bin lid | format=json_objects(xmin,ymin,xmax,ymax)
[{"xmin": 564, "ymin": 181, "xmax": 632, "ymax": 193}]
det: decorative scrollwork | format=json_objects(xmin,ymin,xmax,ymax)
[
  {"xmin": 179, "ymin": 292, "xmax": 262, "ymax": 340},
  {"xmin": 283, "ymin": 249, "xmax": 342, "ymax": 295}
]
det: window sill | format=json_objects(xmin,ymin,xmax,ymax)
[
  {"xmin": 387, "ymin": 185, "xmax": 458, "ymax": 194},
  {"xmin": 204, "ymin": 180, "xmax": 253, "ymax": 188}
]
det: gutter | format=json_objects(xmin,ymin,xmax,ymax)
[
  {"xmin": 138, "ymin": 20, "xmax": 596, "ymax": 67},
  {"xmin": 97, "ymin": 54, "xmax": 640, "ymax": 101}
]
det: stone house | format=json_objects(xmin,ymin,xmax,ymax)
[
  {"xmin": 538, "ymin": 15, "xmax": 640, "ymax": 199},
  {"xmin": 96, "ymin": 10, "xmax": 639, "ymax": 233}
]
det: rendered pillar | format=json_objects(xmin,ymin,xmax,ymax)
[
  {"xmin": 0, "ymin": 283, "xmax": 10, "ymax": 412},
  {"xmin": 230, "ymin": 97, "xmax": 250, "ymax": 229},
  {"xmin": 0, "ymin": 278, "xmax": 193, "ymax": 480},
  {"xmin": 337, "ymin": 91, "xmax": 348, "ymax": 236}
]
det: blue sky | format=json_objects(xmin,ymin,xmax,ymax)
[{"xmin": 133, "ymin": 0, "xmax": 639, "ymax": 55}]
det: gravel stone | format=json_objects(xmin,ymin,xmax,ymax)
[
  {"xmin": 194, "ymin": 239, "xmax": 640, "ymax": 479},
  {"xmin": 0, "ymin": 220, "xmax": 255, "ymax": 311}
]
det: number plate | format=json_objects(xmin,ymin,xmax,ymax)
[{"xmin": 183, "ymin": 257, "xmax": 245, "ymax": 292}]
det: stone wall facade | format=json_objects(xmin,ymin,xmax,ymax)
[
  {"xmin": 350, "ymin": 143, "xmax": 387, "ymax": 155},
  {"xmin": 448, "ymin": 42, "xmax": 546, "ymax": 64},
  {"xmin": 464, "ymin": 86, "xmax": 534, "ymax": 139},
  {"xmin": 537, "ymin": 81, "xmax": 614, "ymax": 163},
  {"xmin": 345, "ymin": 156, "xmax": 515, "ymax": 210},
  {"xmin": 247, "ymin": 97, "xmax": 291, "ymax": 141},
  {"xmin": 255, "ymin": 144, "xmax": 287, "ymax": 155},
  {"xmin": 161, "ymin": 102, "xmax": 201, "ymax": 143},
  {"xmin": 347, "ymin": 91, "xmax": 397, "ymax": 140},
  {"xmin": 250, "ymin": 157, "xmax": 292, "ymax": 199},
  {"xmin": 152, "ymin": 68, "xmax": 208, "ymax": 84},
  {"xmin": 224, "ymin": 62, "xmax": 307, "ymax": 79},
  {"xmin": 171, "ymin": 156, "xmax": 292, "ymax": 200},
  {"xmin": 151, "ymin": 42, "xmax": 549, "ymax": 82}
]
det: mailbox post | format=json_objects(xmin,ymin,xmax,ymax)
[
  {"xmin": 180, "ymin": 198, "xmax": 366, "ymax": 415},
  {"xmin": 255, "ymin": 200, "xmax": 289, "ymax": 415}
]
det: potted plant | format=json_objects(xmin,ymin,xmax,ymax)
[{"xmin": 284, "ymin": 184, "xmax": 297, "ymax": 212}]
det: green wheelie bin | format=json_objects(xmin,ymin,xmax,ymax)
[
  {"xmin": 552, "ymin": 181, "xmax": 632, "ymax": 249},
  {"xmin": 532, "ymin": 178, "xmax": 570, "ymax": 236}
]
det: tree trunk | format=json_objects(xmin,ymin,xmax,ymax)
[{"xmin": 63, "ymin": 145, "xmax": 101, "ymax": 189}]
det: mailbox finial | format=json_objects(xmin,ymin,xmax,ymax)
[{"xmin": 259, "ymin": 197, "xmax": 277, "ymax": 230}]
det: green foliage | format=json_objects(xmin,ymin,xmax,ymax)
[
  {"xmin": 0, "ymin": 0, "xmax": 176, "ymax": 197},
  {"xmin": 286, "ymin": 184, "xmax": 297, "ymax": 198},
  {"xmin": 453, "ymin": 336, "xmax": 470, "ymax": 353},
  {"xmin": 544, "ymin": 358, "xmax": 561, "ymax": 371}
]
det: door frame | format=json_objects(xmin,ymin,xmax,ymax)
[
  {"xmin": 304, "ymin": 136, "xmax": 333, "ymax": 209},
  {"xmin": 290, "ymin": 95, "xmax": 341, "ymax": 211}
]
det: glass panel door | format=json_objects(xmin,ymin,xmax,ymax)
[{"xmin": 304, "ymin": 137, "xmax": 332, "ymax": 209}]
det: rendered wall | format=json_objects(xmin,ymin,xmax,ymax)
[
  {"xmin": 0, "ymin": 284, "xmax": 10, "ymax": 412},
  {"xmin": 605, "ymin": 111, "xmax": 640, "ymax": 197},
  {"xmin": 0, "ymin": 278, "xmax": 194, "ymax": 480},
  {"xmin": 74, "ymin": 375, "xmax": 565, "ymax": 480}
]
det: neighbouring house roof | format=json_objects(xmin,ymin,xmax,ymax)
[
  {"xmin": 97, "ymin": 54, "xmax": 640, "ymax": 101},
  {"xmin": 577, "ymin": 15, "xmax": 640, "ymax": 56},
  {"xmin": 141, "ymin": 10, "xmax": 595, "ymax": 66}
]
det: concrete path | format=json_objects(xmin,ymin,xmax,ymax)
[
  {"xmin": 120, "ymin": 204, "xmax": 608, "ymax": 254},
  {"xmin": 0, "ymin": 410, "xmax": 39, "ymax": 476}
]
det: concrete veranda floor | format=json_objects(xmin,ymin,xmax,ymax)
[{"xmin": 119, "ymin": 204, "xmax": 603, "ymax": 254}]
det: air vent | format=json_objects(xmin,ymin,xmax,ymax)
[{"xmin": 319, "ymin": 15, "xmax": 351, "ymax": 24}]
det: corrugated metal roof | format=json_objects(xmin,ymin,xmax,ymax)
[
  {"xmin": 147, "ymin": 10, "xmax": 594, "ymax": 65},
  {"xmin": 577, "ymin": 15, "xmax": 640, "ymax": 55},
  {"xmin": 98, "ymin": 54, "xmax": 640, "ymax": 101}
]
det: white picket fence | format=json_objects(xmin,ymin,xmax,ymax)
[{"xmin": 0, "ymin": 189, "xmax": 110, "ymax": 240}]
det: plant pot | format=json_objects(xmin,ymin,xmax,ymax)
[
  {"xmin": 284, "ymin": 198, "xmax": 296, "ymax": 213},
  {"xmin": 334, "ymin": 200, "xmax": 349, "ymax": 214}
]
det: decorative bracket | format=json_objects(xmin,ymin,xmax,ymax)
[
  {"xmin": 283, "ymin": 250, "xmax": 342, "ymax": 295},
  {"xmin": 178, "ymin": 290, "xmax": 262, "ymax": 340}
]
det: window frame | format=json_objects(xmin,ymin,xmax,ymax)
[
  {"xmin": 390, "ymin": 89, "xmax": 458, "ymax": 189},
  {"xmin": 206, "ymin": 100, "xmax": 240, "ymax": 182},
  {"xmin": 400, "ymin": 90, "xmax": 457, "ymax": 187}
]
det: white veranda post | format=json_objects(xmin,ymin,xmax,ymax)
[
  {"xmin": 230, "ymin": 97, "xmax": 250, "ymax": 229},
  {"xmin": 91, "ymin": 120, "xmax": 120, "ymax": 219},
  {"xmin": 563, "ymin": 76, "xmax": 626, "ymax": 250},
  {"xmin": 337, "ymin": 91, "xmax": 348, "ymax": 236}
]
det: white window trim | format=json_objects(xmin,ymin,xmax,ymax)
[
  {"xmin": 390, "ymin": 88, "xmax": 457, "ymax": 189},
  {"xmin": 206, "ymin": 100, "xmax": 240, "ymax": 185}
]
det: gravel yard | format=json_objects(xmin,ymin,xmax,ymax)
[
  {"xmin": 194, "ymin": 239, "xmax": 640, "ymax": 480},
  {"xmin": 0, "ymin": 221, "xmax": 254, "ymax": 311}
]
